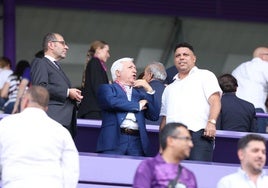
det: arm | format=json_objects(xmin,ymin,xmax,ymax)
[
  {"xmin": 0, "ymin": 82, "xmax": 10, "ymax": 98},
  {"xmin": 250, "ymin": 109, "xmax": 258, "ymax": 132},
  {"xmin": 97, "ymin": 84, "xmax": 140, "ymax": 112},
  {"xmin": 12, "ymin": 79, "xmax": 28, "ymax": 113},
  {"xmin": 204, "ymin": 92, "xmax": 221, "ymax": 137},
  {"xmin": 159, "ymin": 116, "xmax": 166, "ymax": 130}
]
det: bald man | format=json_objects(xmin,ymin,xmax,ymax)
[{"xmin": 232, "ymin": 47, "xmax": 268, "ymax": 133}]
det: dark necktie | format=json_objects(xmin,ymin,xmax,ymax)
[{"xmin": 54, "ymin": 61, "xmax": 61, "ymax": 70}]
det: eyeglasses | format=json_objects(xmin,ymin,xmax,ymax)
[
  {"xmin": 51, "ymin": 40, "xmax": 67, "ymax": 46},
  {"xmin": 171, "ymin": 136, "xmax": 192, "ymax": 142}
]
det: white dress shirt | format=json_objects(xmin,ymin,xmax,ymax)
[
  {"xmin": 0, "ymin": 107, "xmax": 79, "ymax": 188},
  {"xmin": 217, "ymin": 168, "xmax": 268, "ymax": 188}
]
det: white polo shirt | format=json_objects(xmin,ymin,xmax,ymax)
[{"xmin": 160, "ymin": 66, "xmax": 222, "ymax": 131}]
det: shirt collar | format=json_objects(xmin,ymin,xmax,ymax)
[
  {"xmin": 173, "ymin": 66, "xmax": 198, "ymax": 81},
  {"xmin": 238, "ymin": 167, "xmax": 267, "ymax": 179},
  {"xmin": 45, "ymin": 55, "xmax": 56, "ymax": 63}
]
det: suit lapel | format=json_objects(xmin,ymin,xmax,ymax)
[{"xmin": 44, "ymin": 58, "xmax": 71, "ymax": 87}]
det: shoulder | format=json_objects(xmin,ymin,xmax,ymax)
[
  {"xmin": 181, "ymin": 165, "xmax": 196, "ymax": 178},
  {"xmin": 195, "ymin": 67, "xmax": 216, "ymax": 77},
  {"xmin": 88, "ymin": 57, "xmax": 101, "ymax": 66},
  {"xmin": 136, "ymin": 157, "xmax": 157, "ymax": 172}
]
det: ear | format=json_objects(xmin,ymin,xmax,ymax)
[
  {"xmin": 115, "ymin": 70, "xmax": 120, "ymax": 77},
  {"xmin": 193, "ymin": 55, "xmax": 197, "ymax": 63},
  {"xmin": 167, "ymin": 136, "xmax": 174, "ymax": 147},
  {"xmin": 47, "ymin": 41, "xmax": 54, "ymax": 50},
  {"xmin": 238, "ymin": 149, "xmax": 244, "ymax": 161}
]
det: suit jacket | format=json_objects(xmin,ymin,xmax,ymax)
[
  {"xmin": 77, "ymin": 57, "xmax": 109, "ymax": 119},
  {"xmin": 165, "ymin": 65, "xmax": 178, "ymax": 84},
  {"xmin": 216, "ymin": 93, "xmax": 257, "ymax": 132},
  {"xmin": 96, "ymin": 83, "xmax": 160, "ymax": 156},
  {"xmin": 31, "ymin": 57, "xmax": 77, "ymax": 136},
  {"xmin": 145, "ymin": 80, "xmax": 166, "ymax": 125}
]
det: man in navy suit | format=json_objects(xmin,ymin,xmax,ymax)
[
  {"xmin": 96, "ymin": 57, "xmax": 160, "ymax": 156},
  {"xmin": 142, "ymin": 62, "xmax": 167, "ymax": 125},
  {"xmin": 217, "ymin": 74, "xmax": 257, "ymax": 132},
  {"xmin": 31, "ymin": 33, "xmax": 83, "ymax": 137}
]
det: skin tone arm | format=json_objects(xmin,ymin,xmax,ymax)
[
  {"xmin": 0, "ymin": 82, "xmax": 10, "ymax": 98},
  {"xmin": 133, "ymin": 79, "xmax": 154, "ymax": 93},
  {"xmin": 12, "ymin": 79, "xmax": 29, "ymax": 114},
  {"xmin": 160, "ymin": 116, "xmax": 166, "ymax": 130},
  {"xmin": 204, "ymin": 92, "xmax": 221, "ymax": 137}
]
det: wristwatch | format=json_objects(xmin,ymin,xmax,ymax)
[{"xmin": 208, "ymin": 119, "xmax": 216, "ymax": 125}]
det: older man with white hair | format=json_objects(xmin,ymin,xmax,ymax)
[{"xmin": 96, "ymin": 57, "xmax": 160, "ymax": 156}]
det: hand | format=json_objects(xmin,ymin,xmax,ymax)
[
  {"xmin": 69, "ymin": 88, "xmax": 83, "ymax": 102},
  {"xmin": 134, "ymin": 79, "xmax": 153, "ymax": 93},
  {"xmin": 204, "ymin": 123, "xmax": 216, "ymax": 138}
]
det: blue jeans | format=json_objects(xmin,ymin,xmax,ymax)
[
  {"xmin": 189, "ymin": 129, "xmax": 214, "ymax": 162},
  {"xmin": 4, "ymin": 102, "xmax": 15, "ymax": 114},
  {"xmin": 102, "ymin": 133, "xmax": 144, "ymax": 156},
  {"xmin": 255, "ymin": 108, "xmax": 268, "ymax": 133}
]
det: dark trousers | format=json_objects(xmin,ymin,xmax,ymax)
[
  {"xmin": 101, "ymin": 133, "xmax": 144, "ymax": 156},
  {"xmin": 189, "ymin": 129, "xmax": 214, "ymax": 162}
]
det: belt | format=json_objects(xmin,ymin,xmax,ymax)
[{"xmin": 120, "ymin": 128, "xmax": 140, "ymax": 136}]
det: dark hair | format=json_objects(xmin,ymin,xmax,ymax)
[
  {"xmin": 160, "ymin": 123, "xmax": 187, "ymax": 150},
  {"xmin": 174, "ymin": 42, "xmax": 195, "ymax": 53},
  {"xmin": 238, "ymin": 134, "xmax": 266, "ymax": 150},
  {"xmin": 13, "ymin": 60, "xmax": 30, "ymax": 80},
  {"xmin": 35, "ymin": 50, "xmax": 44, "ymax": 58},
  {"xmin": 26, "ymin": 86, "xmax": 49, "ymax": 108},
  {"xmin": 42, "ymin": 33, "xmax": 57, "ymax": 52},
  {"xmin": 218, "ymin": 74, "xmax": 238, "ymax": 93}
]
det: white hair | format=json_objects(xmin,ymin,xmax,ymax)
[{"xmin": 110, "ymin": 57, "xmax": 134, "ymax": 81}]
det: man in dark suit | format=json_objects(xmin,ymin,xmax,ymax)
[
  {"xmin": 142, "ymin": 62, "xmax": 167, "ymax": 125},
  {"xmin": 96, "ymin": 57, "xmax": 160, "ymax": 156},
  {"xmin": 216, "ymin": 74, "xmax": 257, "ymax": 132},
  {"xmin": 31, "ymin": 33, "xmax": 83, "ymax": 137}
]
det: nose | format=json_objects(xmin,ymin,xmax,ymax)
[
  {"xmin": 189, "ymin": 140, "xmax": 194, "ymax": 148},
  {"xmin": 65, "ymin": 44, "xmax": 69, "ymax": 50}
]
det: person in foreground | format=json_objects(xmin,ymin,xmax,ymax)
[
  {"xmin": 217, "ymin": 134, "xmax": 268, "ymax": 188},
  {"xmin": 133, "ymin": 123, "xmax": 197, "ymax": 188},
  {"xmin": 0, "ymin": 86, "xmax": 79, "ymax": 188},
  {"xmin": 96, "ymin": 57, "xmax": 159, "ymax": 156}
]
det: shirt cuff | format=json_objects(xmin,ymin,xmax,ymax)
[{"xmin": 147, "ymin": 90, "xmax": 155, "ymax": 95}]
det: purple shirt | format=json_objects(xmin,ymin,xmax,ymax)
[{"xmin": 133, "ymin": 153, "xmax": 197, "ymax": 188}]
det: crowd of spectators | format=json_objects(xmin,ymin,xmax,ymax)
[{"xmin": 0, "ymin": 35, "xmax": 268, "ymax": 187}]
